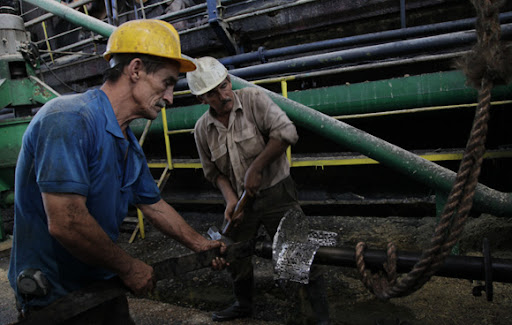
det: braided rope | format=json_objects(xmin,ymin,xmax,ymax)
[{"xmin": 355, "ymin": 0, "xmax": 507, "ymax": 299}]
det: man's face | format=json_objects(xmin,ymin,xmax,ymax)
[
  {"xmin": 133, "ymin": 61, "xmax": 179, "ymax": 120},
  {"xmin": 199, "ymin": 77, "xmax": 234, "ymax": 118}
]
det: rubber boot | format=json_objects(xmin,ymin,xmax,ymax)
[{"xmin": 306, "ymin": 273, "xmax": 330, "ymax": 325}]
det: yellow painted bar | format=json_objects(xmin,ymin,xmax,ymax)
[
  {"xmin": 147, "ymin": 150, "xmax": 512, "ymax": 169},
  {"xmin": 148, "ymin": 162, "xmax": 203, "ymax": 169},
  {"xmin": 333, "ymin": 100, "xmax": 512, "ymax": 120},
  {"xmin": 160, "ymin": 107, "xmax": 174, "ymax": 169},
  {"xmin": 167, "ymin": 129, "xmax": 194, "ymax": 135},
  {"xmin": 290, "ymin": 150, "xmax": 512, "ymax": 168}
]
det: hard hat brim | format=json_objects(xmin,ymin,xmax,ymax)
[{"xmin": 176, "ymin": 57, "xmax": 196, "ymax": 73}]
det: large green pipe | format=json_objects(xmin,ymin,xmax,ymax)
[
  {"xmin": 23, "ymin": 0, "xmax": 512, "ymax": 216},
  {"xmin": 288, "ymin": 70, "xmax": 512, "ymax": 116},
  {"xmin": 130, "ymin": 70, "xmax": 512, "ymax": 132},
  {"xmin": 229, "ymin": 75, "xmax": 512, "ymax": 217}
]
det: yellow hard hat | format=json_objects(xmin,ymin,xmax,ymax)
[
  {"xmin": 186, "ymin": 56, "xmax": 228, "ymax": 95},
  {"xmin": 103, "ymin": 19, "xmax": 196, "ymax": 72}
]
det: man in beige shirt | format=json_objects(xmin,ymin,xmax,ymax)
[{"xmin": 188, "ymin": 57, "xmax": 329, "ymax": 324}]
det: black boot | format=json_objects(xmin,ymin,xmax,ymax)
[
  {"xmin": 212, "ymin": 301, "xmax": 252, "ymax": 322},
  {"xmin": 306, "ymin": 272, "xmax": 330, "ymax": 325},
  {"xmin": 213, "ymin": 267, "xmax": 253, "ymax": 322}
]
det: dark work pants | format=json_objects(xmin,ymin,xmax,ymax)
[
  {"xmin": 228, "ymin": 176, "xmax": 329, "ymax": 323},
  {"xmin": 19, "ymin": 295, "xmax": 135, "ymax": 325}
]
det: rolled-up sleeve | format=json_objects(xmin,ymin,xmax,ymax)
[{"xmin": 194, "ymin": 117, "xmax": 221, "ymax": 185}]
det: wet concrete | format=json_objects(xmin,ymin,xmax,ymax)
[{"xmin": 1, "ymin": 212, "xmax": 511, "ymax": 325}]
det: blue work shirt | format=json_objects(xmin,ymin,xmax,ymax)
[{"xmin": 8, "ymin": 89, "xmax": 161, "ymax": 308}]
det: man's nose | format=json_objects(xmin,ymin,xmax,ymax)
[
  {"xmin": 218, "ymin": 90, "xmax": 229, "ymax": 101},
  {"xmin": 163, "ymin": 88, "xmax": 174, "ymax": 106}
]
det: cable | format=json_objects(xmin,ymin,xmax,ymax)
[{"xmin": 40, "ymin": 58, "xmax": 82, "ymax": 93}]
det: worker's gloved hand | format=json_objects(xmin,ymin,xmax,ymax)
[{"xmin": 119, "ymin": 258, "xmax": 155, "ymax": 296}]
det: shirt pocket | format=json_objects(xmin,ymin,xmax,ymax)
[
  {"xmin": 234, "ymin": 126, "xmax": 265, "ymax": 159},
  {"xmin": 210, "ymin": 143, "xmax": 230, "ymax": 176},
  {"xmin": 211, "ymin": 143, "xmax": 227, "ymax": 162}
]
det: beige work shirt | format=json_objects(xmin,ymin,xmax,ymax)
[{"xmin": 194, "ymin": 87, "xmax": 299, "ymax": 197}]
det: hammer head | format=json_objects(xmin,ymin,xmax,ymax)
[{"xmin": 207, "ymin": 226, "xmax": 234, "ymax": 245}]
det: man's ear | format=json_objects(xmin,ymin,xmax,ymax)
[
  {"xmin": 197, "ymin": 95, "xmax": 207, "ymax": 105},
  {"xmin": 127, "ymin": 58, "xmax": 144, "ymax": 82}
]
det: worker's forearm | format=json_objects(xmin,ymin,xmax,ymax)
[
  {"xmin": 139, "ymin": 199, "xmax": 208, "ymax": 252},
  {"xmin": 249, "ymin": 137, "xmax": 289, "ymax": 173},
  {"xmin": 215, "ymin": 175, "xmax": 238, "ymax": 204},
  {"xmin": 43, "ymin": 193, "xmax": 135, "ymax": 276}
]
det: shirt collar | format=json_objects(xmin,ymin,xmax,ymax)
[
  {"xmin": 97, "ymin": 89, "xmax": 144, "ymax": 157},
  {"xmin": 98, "ymin": 89, "xmax": 125, "ymax": 139}
]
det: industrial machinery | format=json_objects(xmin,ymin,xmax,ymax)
[
  {"xmin": 0, "ymin": 1, "xmax": 59, "ymax": 240},
  {"xmin": 1, "ymin": 0, "xmax": 511, "ymax": 237},
  {"xmin": 1, "ymin": 1, "xmax": 511, "ymax": 323}
]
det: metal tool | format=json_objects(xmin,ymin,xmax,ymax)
[
  {"xmin": 207, "ymin": 225, "xmax": 233, "ymax": 245},
  {"xmin": 14, "ymin": 239, "xmax": 257, "ymax": 325},
  {"xmin": 272, "ymin": 209, "xmax": 338, "ymax": 284},
  {"xmin": 220, "ymin": 189, "xmax": 251, "ymax": 237}
]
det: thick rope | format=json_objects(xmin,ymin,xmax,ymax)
[{"xmin": 355, "ymin": 0, "xmax": 509, "ymax": 299}]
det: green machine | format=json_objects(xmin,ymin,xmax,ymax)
[{"xmin": 0, "ymin": 4, "xmax": 59, "ymax": 241}]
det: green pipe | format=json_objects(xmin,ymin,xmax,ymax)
[
  {"xmin": 229, "ymin": 75, "xmax": 512, "ymax": 217},
  {"xmin": 1, "ymin": 190, "xmax": 14, "ymax": 206},
  {"xmin": 18, "ymin": 1, "xmax": 512, "ymax": 216},
  {"xmin": 130, "ymin": 70, "xmax": 512, "ymax": 133},
  {"xmin": 23, "ymin": 0, "xmax": 115, "ymax": 38},
  {"xmin": 287, "ymin": 70, "xmax": 512, "ymax": 116}
]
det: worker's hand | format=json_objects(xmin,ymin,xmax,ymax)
[
  {"xmin": 200, "ymin": 240, "xmax": 229, "ymax": 270},
  {"xmin": 244, "ymin": 167, "xmax": 262, "ymax": 197},
  {"xmin": 224, "ymin": 200, "xmax": 236, "ymax": 222},
  {"xmin": 119, "ymin": 258, "xmax": 155, "ymax": 296}
]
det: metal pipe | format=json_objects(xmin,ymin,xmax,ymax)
[
  {"xmin": 24, "ymin": 0, "xmax": 512, "ymax": 216},
  {"xmin": 24, "ymin": 0, "xmax": 95, "ymax": 28},
  {"xmin": 255, "ymin": 241, "xmax": 512, "ymax": 284},
  {"xmin": 104, "ymin": 0, "xmax": 114, "ymax": 25},
  {"xmin": 145, "ymin": 70, "xmax": 512, "ymax": 131},
  {"xmin": 219, "ymin": 12, "xmax": 512, "ymax": 67},
  {"xmin": 228, "ymin": 75, "xmax": 512, "ymax": 217},
  {"xmin": 400, "ymin": 0, "xmax": 406, "ymax": 29},
  {"xmin": 226, "ymin": 23, "xmax": 512, "ymax": 80},
  {"xmin": 23, "ymin": 0, "xmax": 116, "ymax": 38}
]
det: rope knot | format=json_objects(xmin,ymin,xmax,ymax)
[
  {"xmin": 456, "ymin": 0, "xmax": 512, "ymax": 88},
  {"xmin": 355, "ymin": 242, "xmax": 398, "ymax": 301}
]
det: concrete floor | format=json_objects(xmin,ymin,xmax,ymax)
[
  {"xmin": 0, "ymin": 237, "xmax": 279, "ymax": 325},
  {"xmin": 2, "ymin": 213, "xmax": 512, "ymax": 325}
]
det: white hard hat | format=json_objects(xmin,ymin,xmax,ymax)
[{"xmin": 186, "ymin": 56, "xmax": 228, "ymax": 95}]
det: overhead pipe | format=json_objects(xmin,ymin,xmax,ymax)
[
  {"xmin": 223, "ymin": 23, "xmax": 512, "ymax": 80},
  {"xmin": 134, "ymin": 70, "xmax": 512, "ymax": 131},
  {"xmin": 25, "ymin": 0, "xmax": 512, "ymax": 216},
  {"xmin": 175, "ymin": 20, "xmax": 512, "ymax": 90},
  {"xmin": 24, "ymin": 0, "xmax": 115, "ymax": 38},
  {"xmin": 228, "ymin": 75, "xmax": 512, "ymax": 217},
  {"xmin": 219, "ymin": 12, "xmax": 512, "ymax": 67},
  {"xmin": 24, "ymin": 0, "xmax": 95, "ymax": 28}
]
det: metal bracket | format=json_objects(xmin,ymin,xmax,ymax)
[
  {"xmin": 272, "ymin": 209, "xmax": 337, "ymax": 284},
  {"xmin": 206, "ymin": 0, "xmax": 238, "ymax": 55},
  {"xmin": 472, "ymin": 238, "xmax": 494, "ymax": 301}
]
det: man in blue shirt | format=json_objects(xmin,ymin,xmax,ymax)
[{"xmin": 8, "ymin": 19, "xmax": 225, "ymax": 324}]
